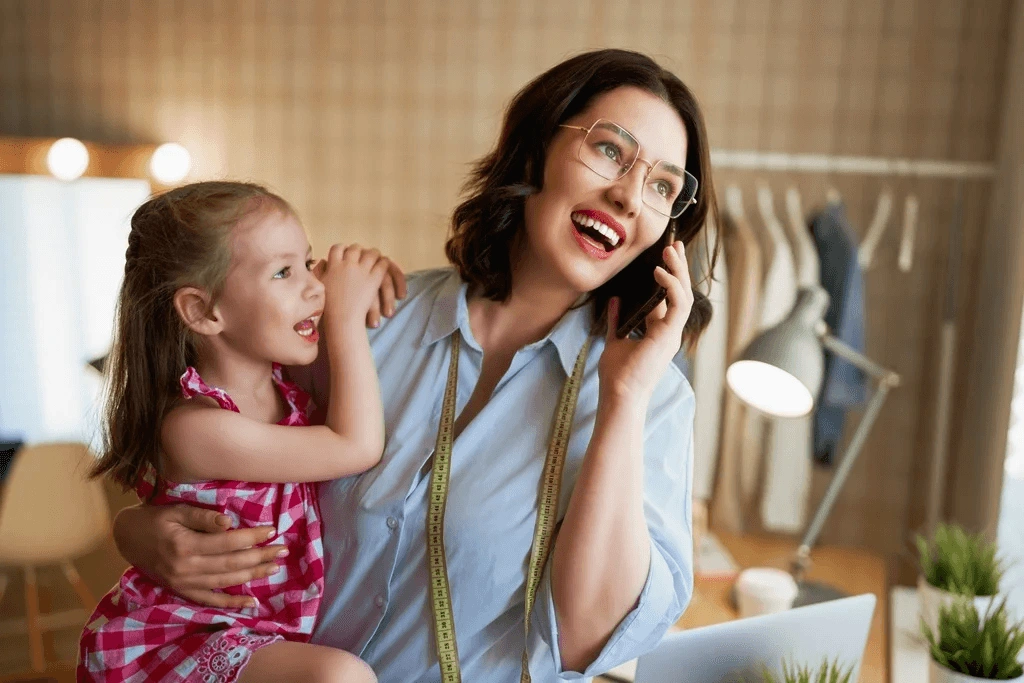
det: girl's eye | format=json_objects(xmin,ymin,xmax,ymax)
[
  {"xmin": 306, "ymin": 259, "xmax": 315, "ymax": 271},
  {"xmin": 274, "ymin": 266, "xmax": 291, "ymax": 279}
]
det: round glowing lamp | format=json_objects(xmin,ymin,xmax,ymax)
[
  {"xmin": 46, "ymin": 138, "xmax": 90, "ymax": 181},
  {"xmin": 149, "ymin": 143, "xmax": 191, "ymax": 184}
]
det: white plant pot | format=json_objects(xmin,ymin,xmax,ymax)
[
  {"xmin": 929, "ymin": 658, "xmax": 1024, "ymax": 683},
  {"xmin": 918, "ymin": 575, "xmax": 999, "ymax": 637}
]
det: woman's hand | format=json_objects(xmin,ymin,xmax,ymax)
[
  {"xmin": 313, "ymin": 245, "xmax": 406, "ymax": 330},
  {"xmin": 599, "ymin": 240, "xmax": 693, "ymax": 404},
  {"xmin": 113, "ymin": 504, "xmax": 285, "ymax": 609}
]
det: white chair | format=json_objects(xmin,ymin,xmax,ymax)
[{"xmin": 0, "ymin": 442, "xmax": 111, "ymax": 671}]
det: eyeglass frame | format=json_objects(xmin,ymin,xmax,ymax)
[{"xmin": 557, "ymin": 118, "xmax": 699, "ymax": 219}]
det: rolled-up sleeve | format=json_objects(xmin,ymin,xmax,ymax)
[{"xmin": 530, "ymin": 374, "xmax": 696, "ymax": 679}]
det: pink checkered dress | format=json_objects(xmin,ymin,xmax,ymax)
[{"xmin": 78, "ymin": 364, "xmax": 325, "ymax": 682}]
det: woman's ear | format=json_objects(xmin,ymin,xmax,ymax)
[{"xmin": 173, "ymin": 286, "xmax": 222, "ymax": 336}]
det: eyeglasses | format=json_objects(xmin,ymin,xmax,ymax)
[{"xmin": 558, "ymin": 119, "xmax": 698, "ymax": 219}]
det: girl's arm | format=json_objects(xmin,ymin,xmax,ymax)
[{"xmin": 162, "ymin": 244, "xmax": 389, "ymax": 484}]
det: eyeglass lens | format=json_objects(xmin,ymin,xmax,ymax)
[{"xmin": 578, "ymin": 120, "xmax": 697, "ymax": 218}]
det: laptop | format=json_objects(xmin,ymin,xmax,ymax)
[{"xmin": 632, "ymin": 594, "xmax": 876, "ymax": 683}]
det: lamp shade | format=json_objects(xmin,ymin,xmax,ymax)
[{"xmin": 726, "ymin": 286, "xmax": 831, "ymax": 418}]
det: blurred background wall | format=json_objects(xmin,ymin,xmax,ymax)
[{"xmin": 0, "ymin": 0, "xmax": 1020, "ymax": 664}]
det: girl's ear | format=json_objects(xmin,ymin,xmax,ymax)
[{"xmin": 173, "ymin": 286, "xmax": 223, "ymax": 336}]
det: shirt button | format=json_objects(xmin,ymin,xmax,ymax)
[
  {"xmin": 375, "ymin": 595, "xmax": 385, "ymax": 608},
  {"xmin": 386, "ymin": 517, "xmax": 398, "ymax": 530}
]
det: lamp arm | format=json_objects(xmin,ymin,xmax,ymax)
[
  {"xmin": 817, "ymin": 323, "xmax": 901, "ymax": 385},
  {"xmin": 792, "ymin": 332, "xmax": 901, "ymax": 580}
]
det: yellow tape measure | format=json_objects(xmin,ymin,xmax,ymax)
[{"xmin": 427, "ymin": 330, "xmax": 591, "ymax": 683}]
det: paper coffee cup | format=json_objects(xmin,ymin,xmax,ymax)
[{"xmin": 735, "ymin": 567, "xmax": 799, "ymax": 618}]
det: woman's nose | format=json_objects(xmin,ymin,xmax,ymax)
[{"xmin": 605, "ymin": 164, "xmax": 646, "ymax": 217}]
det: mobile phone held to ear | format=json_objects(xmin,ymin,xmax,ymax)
[{"xmin": 610, "ymin": 225, "xmax": 678, "ymax": 338}]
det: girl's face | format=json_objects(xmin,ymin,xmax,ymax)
[
  {"xmin": 214, "ymin": 207, "xmax": 325, "ymax": 367},
  {"xmin": 521, "ymin": 86, "xmax": 689, "ymax": 295}
]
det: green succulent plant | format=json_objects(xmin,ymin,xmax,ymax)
[
  {"xmin": 922, "ymin": 597, "xmax": 1024, "ymax": 680},
  {"xmin": 917, "ymin": 523, "xmax": 1004, "ymax": 596},
  {"xmin": 759, "ymin": 657, "xmax": 853, "ymax": 683}
]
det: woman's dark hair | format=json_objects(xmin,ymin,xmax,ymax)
[{"xmin": 445, "ymin": 48, "xmax": 719, "ymax": 347}]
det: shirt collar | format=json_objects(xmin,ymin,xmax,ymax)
[{"xmin": 421, "ymin": 271, "xmax": 595, "ymax": 377}]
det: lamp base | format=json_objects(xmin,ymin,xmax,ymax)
[{"xmin": 793, "ymin": 580, "xmax": 848, "ymax": 607}]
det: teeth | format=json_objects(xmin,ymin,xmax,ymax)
[
  {"xmin": 571, "ymin": 212, "xmax": 620, "ymax": 247},
  {"xmin": 295, "ymin": 315, "xmax": 321, "ymax": 337}
]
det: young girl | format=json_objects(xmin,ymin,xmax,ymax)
[{"xmin": 79, "ymin": 181, "xmax": 394, "ymax": 682}]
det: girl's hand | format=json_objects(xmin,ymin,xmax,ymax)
[
  {"xmin": 598, "ymin": 240, "xmax": 694, "ymax": 404},
  {"xmin": 314, "ymin": 245, "xmax": 406, "ymax": 330},
  {"xmin": 112, "ymin": 504, "xmax": 284, "ymax": 609},
  {"xmin": 371, "ymin": 257, "xmax": 407, "ymax": 328},
  {"xmin": 314, "ymin": 245, "xmax": 391, "ymax": 336}
]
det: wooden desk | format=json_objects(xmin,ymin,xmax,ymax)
[{"xmin": 677, "ymin": 532, "xmax": 889, "ymax": 683}]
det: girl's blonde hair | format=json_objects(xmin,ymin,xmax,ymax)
[{"xmin": 91, "ymin": 181, "xmax": 294, "ymax": 491}]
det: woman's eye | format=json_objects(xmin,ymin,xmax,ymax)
[
  {"xmin": 651, "ymin": 180, "xmax": 675, "ymax": 198},
  {"xmin": 274, "ymin": 267, "xmax": 291, "ymax": 279},
  {"xmin": 596, "ymin": 142, "xmax": 621, "ymax": 163}
]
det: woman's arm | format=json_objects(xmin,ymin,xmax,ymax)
[
  {"xmin": 550, "ymin": 242, "xmax": 694, "ymax": 672},
  {"xmin": 112, "ymin": 503, "xmax": 284, "ymax": 609},
  {"xmin": 549, "ymin": 389, "xmax": 652, "ymax": 670}
]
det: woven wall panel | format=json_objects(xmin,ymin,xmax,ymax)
[{"xmin": 0, "ymin": 0, "xmax": 1013, "ymax": 560}]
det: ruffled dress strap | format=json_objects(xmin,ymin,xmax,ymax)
[
  {"xmin": 270, "ymin": 363, "xmax": 315, "ymax": 424},
  {"xmin": 180, "ymin": 366, "xmax": 241, "ymax": 413}
]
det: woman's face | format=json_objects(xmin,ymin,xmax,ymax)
[{"xmin": 521, "ymin": 85, "xmax": 689, "ymax": 295}]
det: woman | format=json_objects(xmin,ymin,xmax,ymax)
[{"xmin": 111, "ymin": 48, "xmax": 719, "ymax": 681}]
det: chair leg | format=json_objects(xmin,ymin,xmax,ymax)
[
  {"xmin": 62, "ymin": 560, "xmax": 96, "ymax": 609},
  {"xmin": 23, "ymin": 564, "xmax": 44, "ymax": 672}
]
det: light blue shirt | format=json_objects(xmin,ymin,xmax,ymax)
[{"xmin": 295, "ymin": 268, "xmax": 695, "ymax": 682}]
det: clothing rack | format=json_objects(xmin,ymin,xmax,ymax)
[
  {"xmin": 710, "ymin": 150, "xmax": 996, "ymax": 179},
  {"xmin": 709, "ymin": 148, "xmax": 995, "ymax": 538}
]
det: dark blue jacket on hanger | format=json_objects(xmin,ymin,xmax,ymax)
[{"xmin": 811, "ymin": 202, "xmax": 868, "ymax": 465}]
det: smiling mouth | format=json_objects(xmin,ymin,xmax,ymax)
[
  {"xmin": 570, "ymin": 212, "xmax": 622, "ymax": 252},
  {"xmin": 294, "ymin": 313, "xmax": 321, "ymax": 341}
]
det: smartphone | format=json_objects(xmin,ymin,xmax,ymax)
[{"xmin": 609, "ymin": 225, "xmax": 678, "ymax": 339}]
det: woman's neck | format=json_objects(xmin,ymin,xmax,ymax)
[{"xmin": 467, "ymin": 264, "xmax": 582, "ymax": 355}]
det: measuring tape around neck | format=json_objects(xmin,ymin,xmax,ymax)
[{"xmin": 426, "ymin": 330, "xmax": 591, "ymax": 683}]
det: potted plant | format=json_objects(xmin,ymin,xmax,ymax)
[
  {"xmin": 917, "ymin": 523, "xmax": 1004, "ymax": 634},
  {"xmin": 923, "ymin": 598, "xmax": 1024, "ymax": 682},
  {"xmin": 760, "ymin": 657, "xmax": 853, "ymax": 683}
]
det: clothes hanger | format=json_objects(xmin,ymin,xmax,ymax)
[
  {"xmin": 785, "ymin": 186, "xmax": 820, "ymax": 288},
  {"xmin": 857, "ymin": 187, "xmax": 894, "ymax": 269},
  {"xmin": 756, "ymin": 181, "xmax": 784, "ymax": 238},
  {"xmin": 725, "ymin": 184, "xmax": 746, "ymax": 221},
  {"xmin": 898, "ymin": 193, "xmax": 919, "ymax": 272}
]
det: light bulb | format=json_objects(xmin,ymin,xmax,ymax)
[
  {"xmin": 149, "ymin": 143, "xmax": 191, "ymax": 184},
  {"xmin": 46, "ymin": 138, "xmax": 89, "ymax": 181}
]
